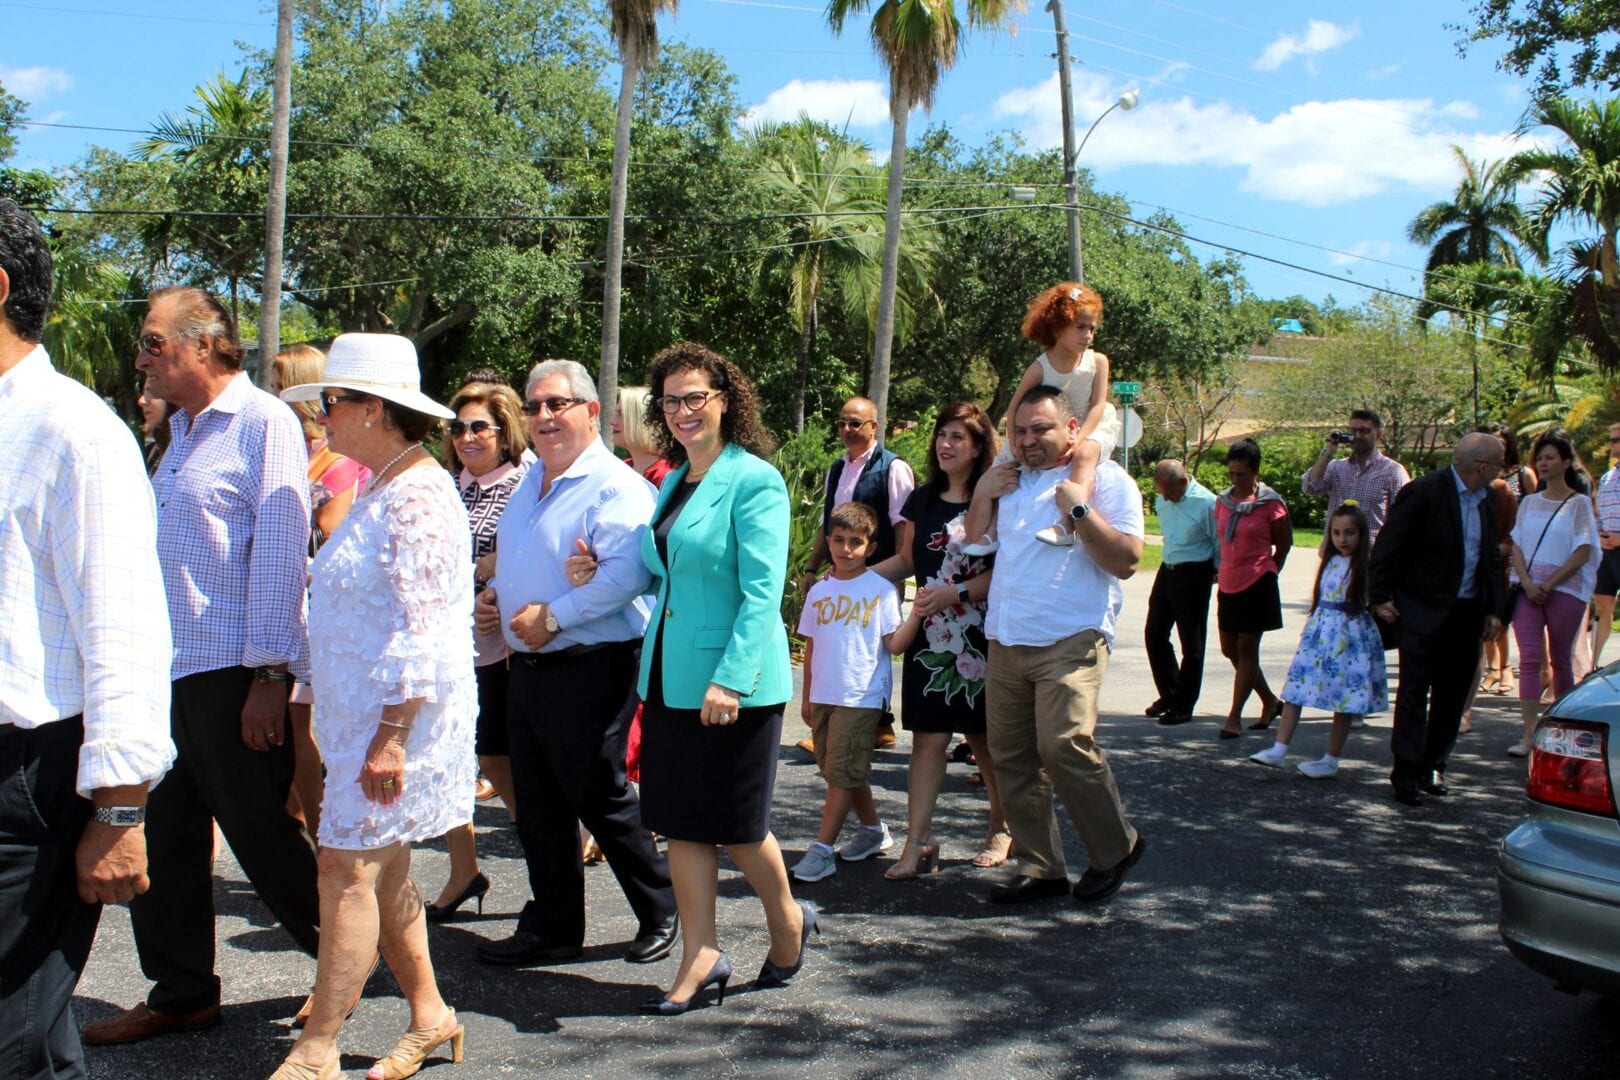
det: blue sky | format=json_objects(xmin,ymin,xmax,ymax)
[{"xmin": 3, "ymin": 0, "xmax": 1555, "ymax": 307}]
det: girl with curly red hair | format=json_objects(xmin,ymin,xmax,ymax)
[{"xmin": 963, "ymin": 282, "xmax": 1122, "ymax": 552}]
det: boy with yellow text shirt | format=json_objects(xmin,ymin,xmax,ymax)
[{"xmin": 792, "ymin": 502, "xmax": 906, "ymax": 881}]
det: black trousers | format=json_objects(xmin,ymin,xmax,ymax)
[
  {"xmin": 507, "ymin": 643, "xmax": 674, "ymax": 945},
  {"xmin": 130, "ymin": 667, "xmax": 320, "ymax": 1013},
  {"xmin": 0, "ymin": 718, "xmax": 98, "ymax": 1080},
  {"xmin": 1390, "ymin": 599, "xmax": 1485, "ymax": 784},
  {"xmin": 1144, "ymin": 560, "xmax": 1215, "ymax": 714}
]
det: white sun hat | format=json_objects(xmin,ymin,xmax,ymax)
[{"xmin": 279, "ymin": 332, "xmax": 454, "ymax": 420}]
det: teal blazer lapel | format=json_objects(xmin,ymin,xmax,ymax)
[{"xmin": 666, "ymin": 444, "xmax": 740, "ymax": 565}]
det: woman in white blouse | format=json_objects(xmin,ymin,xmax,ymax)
[{"xmin": 1508, "ymin": 430, "xmax": 1600, "ymax": 757}]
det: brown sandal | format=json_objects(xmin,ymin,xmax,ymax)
[{"xmin": 368, "ymin": 1008, "xmax": 464, "ymax": 1080}]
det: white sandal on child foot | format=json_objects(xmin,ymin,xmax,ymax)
[
  {"xmin": 1034, "ymin": 526, "xmax": 1075, "ymax": 547},
  {"xmin": 1297, "ymin": 758, "xmax": 1339, "ymax": 778}
]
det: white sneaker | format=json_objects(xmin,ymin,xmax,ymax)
[
  {"xmin": 791, "ymin": 845, "xmax": 837, "ymax": 882},
  {"xmin": 1248, "ymin": 745, "xmax": 1288, "ymax": 768},
  {"xmin": 1297, "ymin": 758, "xmax": 1339, "ymax": 778},
  {"xmin": 1034, "ymin": 525, "xmax": 1076, "ymax": 547},
  {"xmin": 961, "ymin": 538, "xmax": 1000, "ymax": 556},
  {"xmin": 1506, "ymin": 743, "xmax": 1530, "ymax": 759},
  {"xmin": 837, "ymin": 823, "xmax": 894, "ymax": 862}
]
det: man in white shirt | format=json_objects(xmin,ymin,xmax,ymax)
[
  {"xmin": 0, "ymin": 199, "xmax": 176, "ymax": 1077},
  {"xmin": 965, "ymin": 385, "xmax": 1147, "ymax": 906}
]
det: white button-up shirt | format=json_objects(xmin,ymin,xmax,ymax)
[
  {"xmin": 152, "ymin": 372, "xmax": 311, "ymax": 679},
  {"xmin": 0, "ymin": 347, "xmax": 176, "ymax": 795},
  {"xmin": 986, "ymin": 459, "xmax": 1145, "ymax": 649},
  {"xmin": 493, "ymin": 437, "xmax": 654, "ymax": 653}
]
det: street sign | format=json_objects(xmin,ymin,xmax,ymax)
[
  {"xmin": 1112, "ymin": 380, "xmax": 1141, "ymax": 396},
  {"xmin": 1121, "ymin": 406, "xmax": 1143, "ymax": 449}
]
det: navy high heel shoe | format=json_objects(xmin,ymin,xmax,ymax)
[
  {"xmin": 425, "ymin": 872, "xmax": 490, "ymax": 923},
  {"xmin": 755, "ymin": 901, "xmax": 820, "ymax": 988},
  {"xmin": 639, "ymin": 952, "xmax": 733, "ymax": 1016}
]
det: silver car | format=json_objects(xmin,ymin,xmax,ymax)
[{"xmin": 1497, "ymin": 667, "xmax": 1620, "ymax": 999}]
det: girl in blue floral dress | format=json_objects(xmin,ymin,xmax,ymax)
[{"xmin": 1249, "ymin": 502, "xmax": 1387, "ymax": 778}]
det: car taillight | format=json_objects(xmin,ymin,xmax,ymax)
[{"xmin": 1528, "ymin": 720, "xmax": 1615, "ymax": 817}]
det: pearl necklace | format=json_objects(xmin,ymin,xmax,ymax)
[{"xmin": 366, "ymin": 442, "xmax": 422, "ymax": 494}]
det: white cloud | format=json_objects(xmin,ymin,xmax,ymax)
[
  {"xmin": 743, "ymin": 79, "xmax": 890, "ymax": 129},
  {"xmin": 1327, "ymin": 240, "xmax": 1399, "ymax": 267},
  {"xmin": 0, "ymin": 65, "xmax": 73, "ymax": 101},
  {"xmin": 1253, "ymin": 20, "xmax": 1359, "ymax": 72},
  {"xmin": 1366, "ymin": 62, "xmax": 1405, "ymax": 82},
  {"xmin": 988, "ymin": 70, "xmax": 1529, "ymax": 208}
]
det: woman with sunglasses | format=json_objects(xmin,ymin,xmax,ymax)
[{"xmin": 422, "ymin": 381, "xmax": 531, "ymax": 921}]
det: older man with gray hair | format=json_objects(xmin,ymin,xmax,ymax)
[
  {"xmin": 471, "ymin": 360, "xmax": 677, "ymax": 967},
  {"xmin": 1144, "ymin": 459, "xmax": 1219, "ymax": 727}
]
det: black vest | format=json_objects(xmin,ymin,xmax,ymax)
[{"xmin": 824, "ymin": 445, "xmax": 900, "ymax": 563}]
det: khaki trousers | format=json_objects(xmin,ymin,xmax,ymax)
[{"xmin": 986, "ymin": 631, "xmax": 1137, "ymax": 879}]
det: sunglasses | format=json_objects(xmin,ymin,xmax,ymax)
[
  {"xmin": 137, "ymin": 331, "xmax": 173, "ymax": 356},
  {"xmin": 653, "ymin": 390, "xmax": 725, "ymax": 414},
  {"xmin": 836, "ymin": 419, "xmax": 874, "ymax": 430},
  {"xmin": 449, "ymin": 419, "xmax": 501, "ymax": 437},
  {"xmin": 521, "ymin": 396, "xmax": 588, "ymax": 417},
  {"xmin": 319, "ymin": 392, "xmax": 367, "ymax": 411}
]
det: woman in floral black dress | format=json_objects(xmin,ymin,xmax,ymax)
[{"xmin": 872, "ymin": 402, "xmax": 1011, "ymax": 877}]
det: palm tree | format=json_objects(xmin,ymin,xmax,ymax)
[
  {"xmin": 1502, "ymin": 97, "xmax": 1620, "ymax": 363},
  {"xmin": 137, "ymin": 71, "xmax": 271, "ymax": 324},
  {"xmin": 826, "ymin": 0, "xmax": 1012, "ymax": 435},
  {"xmin": 598, "ymin": 0, "xmax": 679, "ymax": 440},
  {"xmin": 754, "ymin": 117, "xmax": 938, "ymax": 432},
  {"xmin": 1406, "ymin": 145, "xmax": 1531, "ymax": 277}
]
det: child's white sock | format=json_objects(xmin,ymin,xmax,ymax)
[
  {"xmin": 1272, "ymin": 740, "xmax": 1289, "ymax": 754},
  {"xmin": 1319, "ymin": 753, "xmax": 1339, "ymax": 766},
  {"xmin": 808, "ymin": 840, "xmax": 834, "ymax": 855}
]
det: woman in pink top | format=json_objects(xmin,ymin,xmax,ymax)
[{"xmin": 1214, "ymin": 438, "xmax": 1293, "ymax": 739}]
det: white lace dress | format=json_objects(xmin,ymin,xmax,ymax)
[{"xmin": 308, "ymin": 466, "xmax": 477, "ymax": 850}]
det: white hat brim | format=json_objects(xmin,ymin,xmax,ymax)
[{"xmin": 281, "ymin": 381, "xmax": 455, "ymax": 421}]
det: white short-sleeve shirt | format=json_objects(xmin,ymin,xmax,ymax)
[{"xmin": 797, "ymin": 569, "xmax": 903, "ymax": 707}]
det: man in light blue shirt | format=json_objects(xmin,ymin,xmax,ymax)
[
  {"xmin": 473, "ymin": 360, "xmax": 676, "ymax": 968},
  {"xmin": 1144, "ymin": 460, "xmax": 1219, "ymax": 726}
]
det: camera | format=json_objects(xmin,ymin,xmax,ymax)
[{"xmin": 1329, "ymin": 430, "xmax": 1353, "ymax": 445}]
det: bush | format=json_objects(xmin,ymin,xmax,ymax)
[{"xmin": 770, "ymin": 423, "xmax": 841, "ymax": 633}]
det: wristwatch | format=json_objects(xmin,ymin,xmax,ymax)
[
  {"xmin": 956, "ymin": 583, "xmax": 970, "ymax": 604},
  {"xmin": 544, "ymin": 607, "xmax": 560, "ymax": 634},
  {"xmin": 252, "ymin": 666, "xmax": 293, "ymax": 686},
  {"xmin": 92, "ymin": 806, "xmax": 146, "ymax": 827},
  {"xmin": 1069, "ymin": 502, "xmax": 1091, "ymax": 523}
]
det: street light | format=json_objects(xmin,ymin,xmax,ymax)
[{"xmin": 1048, "ymin": 0, "xmax": 1138, "ymax": 282}]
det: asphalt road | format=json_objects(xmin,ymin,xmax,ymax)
[{"xmin": 76, "ymin": 554, "xmax": 1620, "ymax": 1079}]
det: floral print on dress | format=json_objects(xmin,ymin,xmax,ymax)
[
  {"xmin": 910, "ymin": 507, "xmax": 991, "ymax": 708},
  {"xmin": 1280, "ymin": 554, "xmax": 1389, "ymax": 715}
]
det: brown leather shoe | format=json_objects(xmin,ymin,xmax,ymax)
[{"xmin": 81, "ymin": 1002, "xmax": 221, "ymax": 1045}]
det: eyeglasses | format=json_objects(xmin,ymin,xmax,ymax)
[
  {"xmin": 137, "ymin": 332, "xmax": 172, "ymax": 356},
  {"xmin": 836, "ymin": 418, "xmax": 874, "ymax": 430},
  {"xmin": 319, "ymin": 392, "xmax": 367, "ymax": 411},
  {"xmin": 449, "ymin": 419, "xmax": 501, "ymax": 438},
  {"xmin": 654, "ymin": 390, "xmax": 725, "ymax": 414},
  {"xmin": 521, "ymin": 396, "xmax": 588, "ymax": 417}
]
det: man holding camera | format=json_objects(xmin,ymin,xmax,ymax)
[{"xmin": 1302, "ymin": 409, "xmax": 1409, "ymax": 542}]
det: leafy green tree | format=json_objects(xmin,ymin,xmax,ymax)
[
  {"xmin": 1456, "ymin": 0, "xmax": 1620, "ymax": 99},
  {"xmin": 1502, "ymin": 97, "xmax": 1620, "ymax": 370},
  {"xmin": 1406, "ymin": 146, "xmax": 1531, "ymax": 277},
  {"xmin": 0, "ymin": 82, "xmax": 55, "ymax": 205},
  {"xmin": 825, "ymin": 0, "xmax": 1014, "ymax": 436}
]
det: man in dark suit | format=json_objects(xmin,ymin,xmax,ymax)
[{"xmin": 1369, "ymin": 433, "xmax": 1507, "ymax": 806}]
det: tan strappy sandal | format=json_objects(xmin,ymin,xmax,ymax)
[{"xmin": 367, "ymin": 1008, "xmax": 464, "ymax": 1080}]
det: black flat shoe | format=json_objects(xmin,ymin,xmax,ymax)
[
  {"xmin": 1391, "ymin": 782, "xmax": 1424, "ymax": 807},
  {"xmin": 756, "ymin": 901, "xmax": 819, "ymax": 987},
  {"xmin": 1219, "ymin": 728, "xmax": 1242, "ymax": 740},
  {"xmin": 1074, "ymin": 835, "xmax": 1147, "ymax": 904},
  {"xmin": 1419, "ymin": 771, "xmax": 1450, "ymax": 797},
  {"xmin": 625, "ymin": 914, "xmax": 679, "ymax": 964},
  {"xmin": 1144, "ymin": 699, "xmax": 1170, "ymax": 718},
  {"xmin": 988, "ymin": 874, "xmax": 1069, "ymax": 904},
  {"xmin": 1157, "ymin": 711, "xmax": 1194, "ymax": 726},
  {"xmin": 1248, "ymin": 701, "xmax": 1283, "ymax": 730},
  {"xmin": 425, "ymin": 872, "xmax": 490, "ymax": 923},
  {"xmin": 476, "ymin": 931, "xmax": 583, "ymax": 966},
  {"xmin": 642, "ymin": 953, "xmax": 732, "ymax": 1015}
]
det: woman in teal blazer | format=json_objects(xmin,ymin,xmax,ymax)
[{"xmin": 625, "ymin": 344, "xmax": 814, "ymax": 1014}]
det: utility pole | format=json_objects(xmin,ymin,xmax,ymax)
[
  {"xmin": 1048, "ymin": 0, "xmax": 1083, "ymax": 283},
  {"xmin": 259, "ymin": 0, "xmax": 293, "ymax": 381}
]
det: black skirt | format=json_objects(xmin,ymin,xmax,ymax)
[
  {"xmin": 637, "ymin": 634, "xmax": 785, "ymax": 845},
  {"xmin": 1217, "ymin": 571, "xmax": 1284, "ymax": 634}
]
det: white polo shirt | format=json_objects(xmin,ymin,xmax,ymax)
[{"xmin": 985, "ymin": 459, "xmax": 1144, "ymax": 649}]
